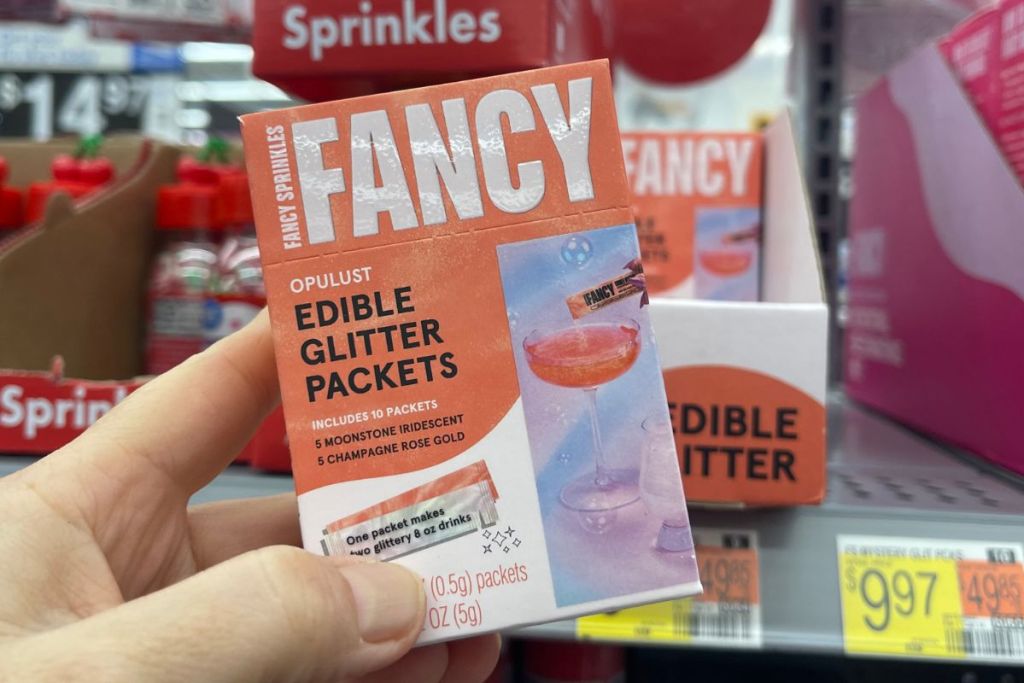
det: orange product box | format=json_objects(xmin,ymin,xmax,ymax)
[
  {"xmin": 621, "ymin": 132, "xmax": 763, "ymax": 300},
  {"xmin": 240, "ymin": 60, "xmax": 701, "ymax": 643},
  {"xmin": 649, "ymin": 114, "xmax": 828, "ymax": 507}
]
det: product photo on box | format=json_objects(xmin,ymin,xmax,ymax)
[{"xmin": 621, "ymin": 131, "xmax": 763, "ymax": 301}]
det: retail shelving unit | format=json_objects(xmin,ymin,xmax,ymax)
[
  {"xmin": 3, "ymin": 395, "xmax": 1023, "ymax": 661},
  {"xmin": 521, "ymin": 395, "xmax": 1024, "ymax": 655}
]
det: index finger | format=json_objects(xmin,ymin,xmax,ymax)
[{"xmin": 49, "ymin": 309, "xmax": 281, "ymax": 497}]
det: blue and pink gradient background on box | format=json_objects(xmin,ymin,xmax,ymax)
[{"xmin": 497, "ymin": 224, "xmax": 698, "ymax": 607}]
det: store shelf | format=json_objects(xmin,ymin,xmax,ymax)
[
  {"xmin": 3, "ymin": 394, "xmax": 1023, "ymax": 659},
  {"xmin": 523, "ymin": 395, "xmax": 1024, "ymax": 654},
  {"xmin": 0, "ymin": 454, "xmax": 298, "ymax": 499}
]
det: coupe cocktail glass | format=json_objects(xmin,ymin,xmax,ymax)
[{"xmin": 523, "ymin": 320, "xmax": 642, "ymax": 511}]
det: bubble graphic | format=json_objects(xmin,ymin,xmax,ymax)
[
  {"xmin": 506, "ymin": 309, "xmax": 520, "ymax": 330},
  {"xmin": 546, "ymin": 403, "xmax": 568, "ymax": 425},
  {"xmin": 578, "ymin": 509, "xmax": 617, "ymax": 535},
  {"xmin": 558, "ymin": 452, "xmax": 572, "ymax": 465},
  {"xmin": 560, "ymin": 236, "xmax": 593, "ymax": 269}
]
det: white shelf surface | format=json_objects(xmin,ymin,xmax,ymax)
[{"xmin": 3, "ymin": 395, "xmax": 1023, "ymax": 658}]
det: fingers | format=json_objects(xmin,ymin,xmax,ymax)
[
  {"xmin": 354, "ymin": 635, "xmax": 500, "ymax": 683},
  {"xmin": 355, "ymin": 644, "xmax": 450, "ymax": 683},
  {"xmin": 55, "ymin": 309, "xmax": 280, "ymax": 497},
  {"xmin": 5, "ymin": 547, "xmax": 425, "ymax": 683},
  {"xmin": 185, "ymin": 490, "xmax": 501, "ymax": 682},
  {"xmin": 188, "ymin": 494, "xmax": 301, "ymax": 569}
]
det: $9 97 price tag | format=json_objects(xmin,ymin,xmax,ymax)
[{"xmin": 837, "ymin": 536, "xmax": 1024, "ymax": 662}]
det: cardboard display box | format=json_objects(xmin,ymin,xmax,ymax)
[
  {"xmin": 651, "ymin": 113, "xmax": 829, "ymax": 507},
  {"xmin": 845, "ymin": 43, "xmax": 1024, "ymax": 476},
  {"xmin": 0, "ymin": 137, "xmax": 170, "ymax": 453},
  {"xmin": 0, "ymin": 138, "xmax": 289, "ymax": 464},
  {"xmin": 0, "ymin": 136, "xmax": 178, "ymax": 380},
  {"xmin": 252, "ymin": 0, "xmax": 610, "ymax": 101},
  {"xmin": 0, "ymin": 362, "xmax": 143, "ymax": 454}
]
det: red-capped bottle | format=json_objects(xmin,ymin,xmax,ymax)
[
  {"xmin": 144, "ymin": 172, "xmax": 223, "ymax": 375},
  {"xmin": 25, "ymin": 136, "xmax": 115, "ymax": 223},
  {"xmin": 202, "ymin": 169, "xmax": 265, "ymax": 348},
  {"xmin": 0, "ymin": 156, "xmax": 25, "ymax": 236}
]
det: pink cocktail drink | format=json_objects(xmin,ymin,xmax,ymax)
[
  {"xmin": 523, "ymin": 320, "xmax": 642, "ymax": 512},
  {"xmin": 524, "ymin": 323, "xmax": 641, "ymax": 389}
]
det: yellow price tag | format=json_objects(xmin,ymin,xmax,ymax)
[
  {"xmin": 578, "ymin": 530, "xmax": 761, "ymax": 646},
  {"xmin": 838, "ymin": 537, "xmax": 1024, "ymax": 663},
  {"xmin": 577, "ymin": 599, "xmax": 694, "ymax": 643},
  {"xmin": 839, "ymin": 552, "xmax": 963, "ymax": 658}
]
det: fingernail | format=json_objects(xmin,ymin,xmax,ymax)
[{"xmin": 339, "ymin": 562, "xmax": 424, "ymax": 643}]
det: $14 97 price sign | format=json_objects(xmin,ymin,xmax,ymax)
[
  {"xmin": 837, "ymin": 536, "xmax": 1024, "ymax": 662},
  {"xmin": 0, "ymin": 73, "xmax": 157, "ymax": 140}
]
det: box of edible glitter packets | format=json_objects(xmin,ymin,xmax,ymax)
[{"xmin": 240, "ymin": 60, "xmax": 701, "ymax": 643}]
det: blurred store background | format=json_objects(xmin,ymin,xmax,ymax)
[{"xmin": 1, "ymin": 1, "xmax": 1023, "ymax": 681}]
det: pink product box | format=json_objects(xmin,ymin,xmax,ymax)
[
  {"xmin": 998, "ymin": 0, "xmax": 1024, "ymax": 180},
  {"xmin": 845, "ymin": 43, "xmax": 1024, "ymax": 475},
  {"xmin": 941, "ymin": 0, "xmax": 1024, "ymax": 184},
  {"xmin": 940, "ymin": 7, "xmax": 1000, "ymax": 126}
]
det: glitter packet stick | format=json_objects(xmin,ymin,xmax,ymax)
[{"xmin": 323, "ymin": 478, "xmax": 499, "ymax": 561}]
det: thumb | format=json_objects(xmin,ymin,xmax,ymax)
[{"xmin": 10, "ymin": 547, "xmax": 425, "ymax": 683}]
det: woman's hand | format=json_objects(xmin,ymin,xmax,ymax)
[{"xmin": 0, "ymin": 311, "xmax": 499, "ymax": 682}]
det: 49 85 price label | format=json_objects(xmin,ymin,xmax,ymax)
[
  {"xmin": 837, "ymin": 536, "xmax": 1024, "ymax": 663},
  {"xmin": 577, "ymin": 529, "xmax": 762, "ymax": 648}
]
